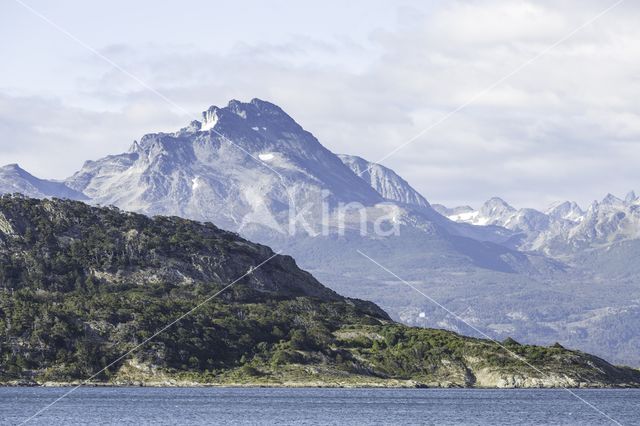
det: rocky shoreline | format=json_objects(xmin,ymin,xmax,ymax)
[{"xmin": 3, "ymin": 377, "xmax": 639, "ymax": 389}]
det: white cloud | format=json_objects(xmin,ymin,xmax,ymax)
[{"xmin": 0, "ymin": 94, "xmax": 184, "ymax": 178}]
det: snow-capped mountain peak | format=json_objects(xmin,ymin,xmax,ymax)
[
  {"xmin": 546, "ymin": 201, "xmax": 584, "ymax": 223},
  {"xmin": 479, "ymin": 197, "xmax": 516, "ymax": 218},
  {"xmin": 437, "ymin": 190, "xmax": 640, "ymax": 255},
  {"xmin": 2, "ymin": 164, "xmax": 21, "ymax": 172},
  {"xmin": 433, "ymin": 197, "xmax": 516, "ymax": 227}
]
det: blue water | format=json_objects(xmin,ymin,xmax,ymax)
[{"xmin": 1, "ymin": 387, "xmax": 638, "ymax": 425}]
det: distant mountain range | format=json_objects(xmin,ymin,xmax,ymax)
[
  {"xmin": 433, "ymin": 193, "xmax": 640, "ymax": 255},
  {"xmin": 1, "ymin": 98, "xmax": 638, "ymax": 366}
]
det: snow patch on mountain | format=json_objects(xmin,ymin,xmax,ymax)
[
  {"xmin": 440, "ymin": 197, "xmax": 518, "ymax": 227},
  {"xmin": 201, "ymin": 107, "xmax": 219, "ymax": 131},
  {"xmin": 191, "ymin": 177, "xmax": 202, "ymax": 191},
  {"xmin": 258, "ymin": 153, "xmax": 275, "ymax": 161}
]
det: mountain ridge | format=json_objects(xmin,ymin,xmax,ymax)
[
  {"xmin": 0, "ymin": 163, "xmax": 86, "ymax": 201},
  {"xmin": 439, "ymin": 192, "xmax": 640, "ymax": 254},
  {"xmin": 338, "ymin": 154, "xmax": 431, "ymax": 208}
]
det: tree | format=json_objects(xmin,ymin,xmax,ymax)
[{"xmin": 289, "ymin": 329, "xmax": 308, "ymax": 350}]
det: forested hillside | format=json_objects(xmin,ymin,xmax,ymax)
[{"xmin": 0, "ymin": 195, "xmax": 638, "ymax": 388}]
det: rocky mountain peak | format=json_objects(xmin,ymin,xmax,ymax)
[
  {"xmin": 179, "ymin": 121, "xmax": 202, "ymax": 134},
  {"xmin": 0, "ymin": 163, "xmax": 23, "ymax": 172},
  {"xmin": 201, "ymin": 105, "xmax": 221, "ymax": 131},
  {"xmin": 479, "ymin": 197, "xmax": 515, "ymax": 217},
  {"xmin": 338, "ymin": 154, "xmax": 431, "ymax": 208},
  {"xmin": 199, "ymin": 99, "xmax": 301, "ymax": 135},
  {"xmin": 601, "ymin": 193, "xmax": 623, "ymax": 206},
  {"xmin": 546, "ymin": 201, "xmax": 584, "ymax": 222},
  {"xmin": 625, "ymin": 190, "xmax": 638, "ymax": 204},
  {"xmin": 0, "ymin": 163, "xmax": 86, "ymax": 200}
]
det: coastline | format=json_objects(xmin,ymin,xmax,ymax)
[{"xmin": 3, "ymin": 380, "xmax": 639, "ymax": 389}]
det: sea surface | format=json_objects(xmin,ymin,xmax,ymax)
[{"xmin": 1, "ymin": 387, "xmax": 639, "ymax": 425}]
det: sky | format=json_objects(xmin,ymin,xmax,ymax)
[{"xmin": 1, "ymin": 0, "xmax": 640, "ymax": 209}]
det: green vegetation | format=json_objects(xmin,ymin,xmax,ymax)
[{"xmin": 0, "ymin": 195, "xmax": 638, "ymax": 387}]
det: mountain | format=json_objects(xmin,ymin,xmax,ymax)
[
  {"xmin": 565, "ymin": 195, "xmax": 640, "ymax": 250},
  {"xmin": 441, "ymin": 193, "xmax": 640, "ymax": 255},
  {"xmin": 432, "ymin": 204, "xmax": 474, "ymax": 217},
  {"xmin": 1, "ymin": 98, "xmax": 640, "ymax": 366},
  {"xmin": 2, "ymin": 196, "xmax": 638, "ymax": 388},
  {"xmin": 625, "ymin": 190, "xmax": 638, "ymax": 204},
  {"xmin": 546, "ymin": 201, "xmax": 584, "ymax": 223},
  {"xmin": 338, "ymin": 154, "xmax": 430, "ymax": 208},
  {"xmin": 0, "ymin": 164, "xmax": 86, "ymax": 200},
  {"xmin": 65, "ymin": 99, "xmax": 384, "ymax": 234},
  {"xmin": 437, "ymin": 198, "xmax": 548, "ymax": 237},
  {"xmin": 61, "ymin": 98, "xmax": 539, "ymax": 283}
]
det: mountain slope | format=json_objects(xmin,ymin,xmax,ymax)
[
  {"xmin": 338, "ymin": 154, "xmax": 430, "ymax": 208},
  {"xmin": 565, "ymin": 194, "xmax": 640, "ymax": 249},
  {"xmin": 1, "ymin": 195, "xmax": 638, "ymax": 388},
  {"xmin": 0, "ymin": 164, "xmax": 86, "ymax": 200}
]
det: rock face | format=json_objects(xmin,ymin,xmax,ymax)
[
  {"xmin": 338, "ymin": 154, "xmax": 430, "ymax": 208},
  {"xmin": 1, "ymin": 196, "xmax": 639, "ymax": 388}
]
